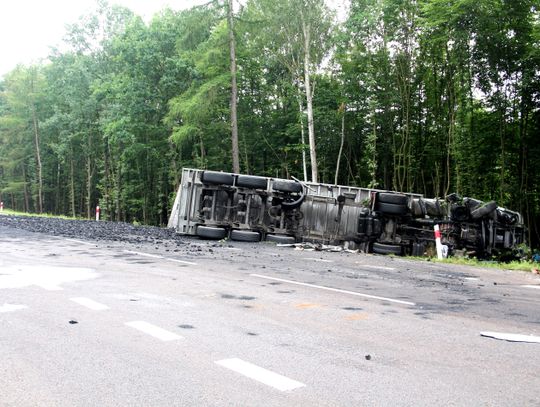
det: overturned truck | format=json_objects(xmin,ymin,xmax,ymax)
[{"xmin": 168, "ymin": 168, "xmax": 526, "ymax": 258}]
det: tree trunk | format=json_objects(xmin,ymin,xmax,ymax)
[
  {"xmin": 22, "ymin": 165, "xmax": 30, "ymax": 212},
  {"xmin": 296, "ymin": 87, "xmax": 308, "ymax": 182},
  {"xmin": 227, "ymin": 0, "xmax": 240, "ymax": 173},
  {"xmin": 301, "ymin": 14, "xmax": 318, "ymax": 183},
  {"xmin": 31, "ymin": 105, "xmax": 43, "ymax": 213},
  {"xmin": 335, "ymin": 103, "xmax": 345, "ymax": 185},
  {"xmin": 70, "ymin": 146, "xmax": 76, "ymax": 218}
]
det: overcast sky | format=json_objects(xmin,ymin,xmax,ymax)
[
  {"xmin": 0, "ymin": 0, "xmax": 347, "ymax": 79},
  {"xmin": 0, "ymin": 0, "xmax": 209, "ymax": 78}
]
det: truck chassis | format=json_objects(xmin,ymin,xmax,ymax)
[{"xmin": 168, "ymin": 169, "xmax": 526, "ymax": 258}]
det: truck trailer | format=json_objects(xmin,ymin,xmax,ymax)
[{"xmin": 168, "ymin": 168, "xmax": 526, "ymax": 258}]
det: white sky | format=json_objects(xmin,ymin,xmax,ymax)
[
  {"xmin": 0, "ymin": 0, "xmax": 208, "ymax": 78},
  {"xmin": 0, "ymin": 0, "xmax": 348, "ymax": 79}
]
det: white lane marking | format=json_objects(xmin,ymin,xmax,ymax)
[
  {"xmin": 124, "ymin": 250, "xmax": 162, "ymax": 259},
  {"xmin": 125, "ymin": 321, "xmax": 182, "ymax": 341},
  {"xmin": 521, "ymin": 285, "xmax": 540, "ymax": 289},
  {"xmin": 464, "ymin": 277, "xmax": 480, "ymax": 281},
  {"xmin": 251, "ymin": 274, "xmax": 415, "ymax": 306},
  {"xmin": 305, "ymin": 258, "xmax": 333, "ymax": 263},
  {"xmin": 65, "ymin": 238, "xmax": 92, "ymax": 245},
  {"xmin": 355, "ymin": 263, "xmax": 396, "ymax": 271},
  {"xmin": 0, "ymin": 303, "xmax": 28, "ymax": 313},
  {"xmin": 123, "ymin": 250, "xmax": 197, "ymax": 266},
  {"xmin": 224, "ymin": 247, "xmax": 242, "ymax": 251},
  {"xmin": 70, "ymin": 297, "xmax": 109, "ymax": 311},
  {"xmin": 480, "ymin": 331, "xmax": 540, "ymax": 343},
  {"xmin": 166, "ymin": 258, "xmax": 198, "ymax": 266},
  {"xmin": 215, "ymin": 358, "xmax": 305, "ymax": 391},
  {"xmin": 0, "ymin": 266, "xmax": 97, "ymax": 290}
]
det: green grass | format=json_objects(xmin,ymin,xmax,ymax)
[
  {"xmin": 408, "ymin": 255, "xmax": 538, "ymax": 272},
  {"xmin": 0, "ymin": 209, "xmax": 79, "ymax": 220}
]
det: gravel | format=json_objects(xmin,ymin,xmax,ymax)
[{"xmin": 0, "ymin": 214, "xmax": 187, "ymax": 246}]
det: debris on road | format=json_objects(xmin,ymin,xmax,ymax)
[
  {"xmin": 69, "ymin": 320, "xmax": 79, "ymax": 325},
  {"xmin": 480, "ymin": 331, "xmax": 540, "ymax": 343}
]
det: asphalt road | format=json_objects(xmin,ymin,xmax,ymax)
[{"xmin": 1, "ymin": 225, "xmax": 539, "ymax": 406}]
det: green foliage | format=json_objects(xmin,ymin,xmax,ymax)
[{"xmin": 0, "ymin": 0, "xmax": 538, "ymax": 247}]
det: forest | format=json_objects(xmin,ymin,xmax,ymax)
[{"xmin": 0, "ymin": 0, "xmax": 539, "ymax": 248}]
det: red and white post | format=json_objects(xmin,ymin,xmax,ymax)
[
  {"xmin": 434, "ymin": 224, "xmax": 443, "ymax": 259},
  {"xmin": 0, "ymin": 201, "xmax": 3, "ymax": 212},
  {"xmin": 96, "ymin": 205, "xmax": 100, "ymax": 221}
]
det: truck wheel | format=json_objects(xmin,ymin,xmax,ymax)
[
  {"xmin": 377, "ymin": 192, "xmax": 408, "ymax": 205},
  {"xmin": 470, "ymin": 201, "xmax": 497, "ymax": 220},
  {"xmin": 375, "ymin": 202, "xmax": 408, "ymax": 216},
  {"xmin": 201, "ymin": 171, "xmax": 235, "ymax": 186},
  {"xmin": 372, "ymin": 242, "xmax": 402, "ymax": 255},
  {"xmin": 266, "ymin": 234, "xmax": 296, "ymax": 244},
  {"xmin": 237, "ymin": 175, "xmax": 268, "ymax": 189},
  {"xmin": 196, "ymin": 225, "xmax": 227, "ymax": 240},
  {"xmin": 281, "ymin": 193, "xmax": 305, "ymax": 210},
  {"xmin": 230, "ymin": 229, "xmax": 261, "ymax": 242},
  {"xmin": 272, "ymin": 180, "xmax": 303, "ymax": 193}
]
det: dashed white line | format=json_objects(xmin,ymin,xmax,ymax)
[
  {"xmin": 0, "ymin": 303, "xmax": 28, "ymax": 313},
  {"xmin": 215, "ymin": 358, "xmax": 305, "ymax": 391},
  {"xmin": 70, "ymin": 297, "xmax": 109, "ymax": 311},
  {"xmin": 124, "ymin": 250, "xmax": 162, "ymax": 259},
  {"xmin": 355, "ymin": 263, "xmax": 396, "ymax": 271},
  {"xmin": 464, "ymin": 277, "xmax": 480, "ymax": 281},
  {"xmin": 251, "ymin": 274, "xmax": 415, "ymax": 306},
  {"xmin": 305, "ymin": 257, "xmax": 333, "ymax": 263},
  {"xmin": 123, "ymin": 250, "xmax": 197, "ymax": 266},
  {"xmin": 521, "ymin": 285, "xmax": 540, "ymax": 289},
  {"xmin": 125, "ymin": 321, "xmax": 183, "ymax": 341}
]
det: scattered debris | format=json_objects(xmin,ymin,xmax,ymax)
[
  {"xmin": 480, "ymin": 331, "xmax": 540, "ymax": 343},
  {"xmin": 69, "ymin": 320, "xmax": 78, "ymax": 324},
  {"xmin": 365, "ymin": 354, "xmax": 372, "ymax": 360}
]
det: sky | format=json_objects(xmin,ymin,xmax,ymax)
[
  {"xmin": 0, "ymin": 0, "xmax": 347, "ymax": 79},
  {"xmin": 0, "ymin": 0, "xmax": 208, "ymax": 78}
]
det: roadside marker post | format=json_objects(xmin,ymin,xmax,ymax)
[
  {"xmin": 0, "ymin": 202, "xmax": 3, "ymax": 212},
  {"xmin": 96, "ymin": 206, "xmax": 100, "ymax": 221},
  {"xmin": 434, "ymin": 224, "xmax": 443, "ymax": 259}
]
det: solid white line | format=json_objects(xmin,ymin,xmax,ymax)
[
  {"xmin": 125, "ymin": 321, "xmax": 182, "ymax": 341},
  {"xmin": 481, "ymin": 331, "xmax": 540, "ymax": 343},
  {"xmin": 65, "ymin": 238, "xmax": 91, "ymax": 245},
  {"xmin": 165, "ymin": 258, "xmax": 198, "ymax": 266},
  {"xmin": 215, "ymin": 358, "xmax": 305, "ymax": 391},
  {"xmin": 355, "ymin": 263, "xmax": 396, "ymax": 271},
  {"xmin": 123, "ymin": 250, "xmax": 197, "ymax": 266},
  {"xmin": 521, "ymin": 285, "xmax": 540, "ymax": 289},
  {"xmin": 251, "ymin": 274, "xmax": 415, "ymax": 306},
  {"xmin": 305, "ymin": 257, "xmax": 333, "ymax": 263},
  {"xmin": 0, "ymin": 303, "xmax": 28, "ymax": 313},
  {"xmin": 70, "ymin": 297, "xmax": 109, "ymax": 311}
]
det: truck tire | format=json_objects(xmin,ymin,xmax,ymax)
[
  {"xmin": 375, "ymin": 202, "xmax": 408, "ymax": 216},
  {"xmin": 237, "ymin": 175, "xmax": 268, "ymax": 189},
  {"xmin": 281, "ymin": 193, "xmax": 305, "ymax": 210},
  {"xmin": 377, "ymin": 192, "xmax": 408, "ymax": 205},
  {"xmin": 230, "ymin": 229, "xmax": 261, "ymax": 242},
  {"xmin": 372, "ymin": 242, "xmax": 402, "ymax": 255},
  {"xmin": 201, "ymin": 171, "xmax": 235, "ymax": 186},
  {"xmin": 266, "ymin": 234, "xmax": 296, "ymax": 244},
  {"xmin": 470, "ymin": 201, "xmax": 497, "ymax": 220},
  {"xmin": 272, "ymin": 180, "xmax": 303, "ymax": 193},
  {"xmin": 196, "ymin": 225, "xmax": 227, "ymax": 240}
]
